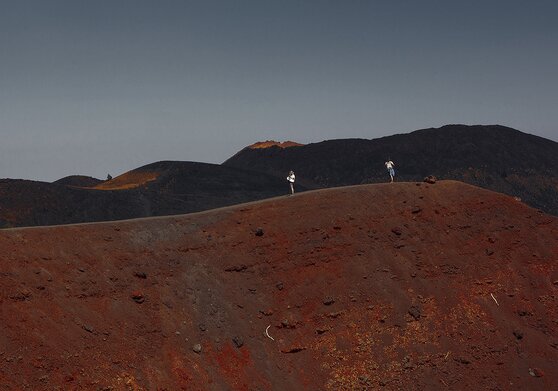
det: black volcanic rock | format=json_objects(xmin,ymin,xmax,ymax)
[{"xmin": 223, "ymin": 125, "xmax": 558, "ymax": 216}]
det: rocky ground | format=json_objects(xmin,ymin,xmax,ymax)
[{"xmin": 0, "ymin": 181, "xmax": 556, "ymax": 390}]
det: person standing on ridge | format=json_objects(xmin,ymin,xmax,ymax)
[
  {"xmin": 385, "ymin": 159, "xmax": 395, "ymax": 182},
  {"xmin": 287, "ymin": 170, "xmax": 296, "ymax": 194}
]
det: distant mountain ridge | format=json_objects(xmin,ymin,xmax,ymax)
[
  {"xmin": 0, "ymin": 161, "xmax": 302, "ymax": 228},
  {"xmin": 224, "ymin": 124, "xmax": 558, "ymax": 215}
]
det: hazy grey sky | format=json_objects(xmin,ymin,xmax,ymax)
[{"xmin": 1, "ymin": 0, "xmax": 557, "ymax": 181}]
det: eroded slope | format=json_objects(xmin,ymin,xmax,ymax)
[{"xmin": 0, "ymin": 181, "xmax": 556, "ymax": 390}]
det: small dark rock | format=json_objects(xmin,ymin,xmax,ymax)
[
  {"xmin": 281, "ymin": 346, "xmax": 306, "ymax": 353},
  {"xmin": 402, "ymin": 355, "xmax": 414, "ymax": 369},
  {"xmin": 255, "ymin": 228, "xmax": 264, "ymax": 237},
  {"xmin": 276, "ymin": 282, "xmax": 284, "ymax": 290},
  {"xmin": 411, "ymin": 207, "xmax": 422, "ymax": 214},
  {"xmin": 198, "ymin": 324, "xmax": 207, "ymax": 332},
  {"xmin": 232, "ymin": 336, "xmax": 244, "ymax": 348},
  {"xmin": 485, "ymin": 249, "xmax": 494, "ymax": 256},
  {"xmin": 323, "ymin": 297, "xmax": 335, "ymax": 306},
  {"xmin": 82, "ymin": 324, "xmax": 94, "ymax": 333},
  {"xmin": 358, "ymin": 375, "xmax": 370, "ymax": 385},
  {"xmin": 529, "ymin": 367, "xmax": 544, "ymax": 377},
  {"xmin": 391, "ymin": 227, "xmax": 402, "ymax": 236},
  {"xmin": 513, "ymin": 330, "xmax": 523, "ymax": 340},
  {"xmin": 455, "ymin": 357, "xmax": 471, "ymax": 365},
  {"xmin": 316, "ymin": 327, "xmax": 329, "ymax": 335},
  {"xmin": 408, "ymin": 306, "xmax": 421, "ymax": 320},
  {"xmin": 225, "ymin": 264, "xmax": 248, "ymax": 272},
  {"xmin": 518, "ymin": 310, "xmax": 532, "ymax": 317},
  {"xmin": 134, "ymin": 272, "xmax": 147, "ymax": 279},
  {"xmin": 131, "ymin": 291, "xmax": 145, "ymax": 304}
]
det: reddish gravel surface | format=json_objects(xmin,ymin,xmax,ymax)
[{"xmin": 1, "ymin": 181, "xmax": 557, "ymax": 390}]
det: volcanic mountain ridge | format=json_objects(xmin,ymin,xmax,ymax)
[{"xmin": 224, "ymin": 124, "xmax": 558, "ymax": 216}]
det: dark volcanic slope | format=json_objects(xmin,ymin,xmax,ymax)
[
  {"xmin": 1, "ymin": 181, "xmax": 557, "ymax": 390},
  {"xmin": 0, "ymin": 161, "xmax": 299, "ymax": 228},
  {"xmin": 224, "ymin": 124, "xmax": 558, "ymax": 216},
  {"xmin": 53, "ymin": 175, "xmax": 104, "ymax": 188}
]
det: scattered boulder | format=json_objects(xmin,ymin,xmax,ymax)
[
  {"xmin": 232, "ymin": 336, "xmax": 244, "ymax": 348},
  {"xmin": 10, "ymin": 288, "xmax": 32, "ymax": 302},
  {"xmin": 513, "ymin": 330, "xmax": 524, "ymax": 340},
  {"xmin": 276, "ymin": 282, "xmax": 284, "ymax": 291},
  {"xmin": 134, "ymin": 271, "xmax": 147, "ymax": 279},
  {"xmin": 424, "ymin": 175, "xmax": 437, "ymax": 184},
  {"xmin": 255, "ymin": 228, "xmax": 264, "ymax": 237},
  {"xmin": 391, "ymin": 227, "xmax": 402, "ymax": 236},
  {"xmin": 82, "ymin": 324, "xmax": 94, "ymax": 333},
  {"xmin": 225, "ymin": 264, "xmax": 247, "ymax": 272},
  {"xmin": 529, "ymin": 368, "xmax": 544, "ymax": 377},
  {"xmin": 281, "ymin": 346, "xmax": 306, "ymax": 353},
  {"xmin": 259, "ymin": 309, "xmax": 273, "ymax": 316},
  {"xmin": 408, "ymin": 306, "xmax": 421, "ymax": 321},
  {"xmin": 131, "ymin": 291, "xmax": 145, "ymax": 304},
  {"xmin": 411, "ymin": 206, "xmax": 422, "ymax": 214},
  {"xmin": 323, "ymin": 297, "xmax": 335, "ymax": 306},
  {"xmin": 192, "ymin": 344, "xmax": 202, "ymax": 354},
  {"xmin": 454, "ymin": 357, "xmax": 471, "ymax": 365}
]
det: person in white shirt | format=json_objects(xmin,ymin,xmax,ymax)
[
  {"xmin": 385, "ymin": 160, "xmax": 395, "ymax": 182},
  {"xmin": 286, "ymin": 171, "xmax": 296, "ymax": 194}
]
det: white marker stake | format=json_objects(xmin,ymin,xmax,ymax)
[
  {"xmin": 490, "ymin": 293, "xmax": 499, "ymax": 306},
  {"xmin": 265, "ymin": 325, "xmax": 274, "ymax": 341}
]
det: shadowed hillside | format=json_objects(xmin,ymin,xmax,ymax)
[
  {"xmin": 53, "ymin": 175, "xmax": 104, "ymax": 188},
  {"xmin": 1, "ymin": 181, "xmax": 556, "ymax": 390},
  {"xmin": 224, "ymin": 124, "xmax": 558, "ymax": 216},
  {"xmin": 0, "ymin": 162, "xmax": 301, "ymax": 228}
]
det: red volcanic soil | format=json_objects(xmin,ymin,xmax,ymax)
[
  {"xmin": 1, "ymin": 181, "xmax": 557, "ymax": 390},
  {"xmin": 93, "ymin": 170, "xmax": 160, "ymax": 190},
  {"xmin": 248, "ymin": 140, "xmax": 304, "ymax": 149}
]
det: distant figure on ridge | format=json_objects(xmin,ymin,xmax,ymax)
[
  {"xmin": 385, "ymin": 160, "xmax": 395, "ymax": 182},
  {"xmin": 287, "ymin": 170, "xmax": 296, "ymax": 195}
]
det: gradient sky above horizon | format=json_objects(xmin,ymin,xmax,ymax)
[{"xmin": 1, "ymin": 1, "xmax": 557, "ymax": 181}]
